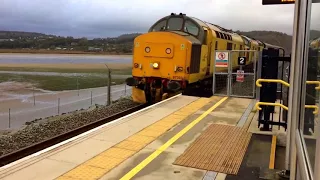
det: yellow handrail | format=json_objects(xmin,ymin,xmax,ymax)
[
  {"xmin": 256, "ymin": 79, "xmax": 320, "ymax": 90},
  {"xmin": 256, "ymin": 79, "xmax": 290, "ymax": 87},
  {"xmin": 305, "ymin": 105, "xmax": 318, "ymax": 114},
  {"xmin": 306, "ymin": 81, "xmax": 320, "ymax": 90},
  {"xmin": 255, "ymin": 102, "xmax": 289, "ymax": 111},
  {"xmin": 255, "ymin": 102, "xmax": 318, "ymax": 115}
]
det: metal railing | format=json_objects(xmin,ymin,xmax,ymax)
[
  {"xmin": 255, "ymin": 102, "xmax": 318, "ymax": 115},
  {"xmin": 255, "ymin": 78, "xmax": 319, "ymax": 130},
  {"xmin": 256, "ymin": 78, "xmax": 320, "ymax": 90}
]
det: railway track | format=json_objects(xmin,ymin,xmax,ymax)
[{"xmin": 0, "ymin": 103, "xmax": 148, "ymax": 167}]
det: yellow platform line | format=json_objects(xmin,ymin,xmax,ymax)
[
  {"xmin": 56, "ymin": 97, "xmax": 216, "ymax": 180},
  {"xmin": 269, "ymin": 135, "xmax": 277, "ymax": 169},
  {"xmin": 120, "ymin": 97, "xmax": 228, "ymax": 180}
]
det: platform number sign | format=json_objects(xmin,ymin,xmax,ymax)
[{"xmin": 238, "ymin": 57, "xmax": 246, "ymax": 66}]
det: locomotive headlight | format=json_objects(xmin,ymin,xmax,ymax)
[
  {"xmin": 153, "ymin": 62, "xmax": 159, "ymax": 69},
  {"xmin": 165, "ymin": 48, "xmax": 171, "ymax": 54},
  {"xmin": 177, "ymin": 67, "xmax": 183, "ymax": 72},
  {"xmin": 145, "ymin": 47, "xmax": 151, "ymax": 53}
]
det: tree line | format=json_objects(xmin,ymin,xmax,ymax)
[{"xmin": 0, "ymin": 31, "xmax": 142, "ymax": 53}]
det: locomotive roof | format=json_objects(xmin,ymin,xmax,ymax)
[
  {"xmin": 150, "ymin": 13, "xmax": 284, "ymax": 49},
  {"xmin": 188, "ymin": 16, "xmax": 243, "ymax": 43}
]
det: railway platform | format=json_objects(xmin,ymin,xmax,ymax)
[{"xmin": 0, "ymin": 94, "xmax": 288, "ymax": 180}]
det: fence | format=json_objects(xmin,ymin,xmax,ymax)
[
  {"xmin": 0, "ymin": 84, "xmax": 132, "ymax": 130},
  {"xmin": 212, "ymin": 50, "xmax": 259, "ymax": 98}
]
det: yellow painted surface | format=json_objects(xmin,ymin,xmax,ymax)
[
  {"xmin": 115, "ymin": 140, "xmax": 147, "ymax": 151},
  {"xmin": 56, "ymin": 97, "xmax": 214, "ymax": 180},
  {"xmin": 100, "ymin": 148, "xmax": 135, "ymax": 159},
  {"xmin": 269, "ymin": 135, "xmax": 277, "ymax": 169},
  {"xmin": 85, "ymin": 156, "xmax": 122, "ymax": 170},
  {"xmin": 120, "ymin": 97, "xmax": 228, "ymax": 180},
  {"xmin": 137, "ymin": 128, "xmax": 166, "ymax": 137},
  {"xmin": 57, "ymin": 165, "xmax": 106, "ymax": 180},
  {"xmin": 126, "ymin": 134, "xmax": 155, "ymax": 144},
  {"xmin": 56, "ymin": 176, "xmax": 75, "ymax": 180},
  {"xmin": 131, "ymin": 87, "xmax": 146, "ymax": 104}
]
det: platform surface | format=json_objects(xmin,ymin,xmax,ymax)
[
  {"xmin": 0, "ymin": 95, "xmax": 280, "ymax": 180},
  {"xmin": 0, "ymin": 95, "xmax": 201, "ymax": 180},
  {"xmin": 101, "ymin": 97, "xmax": 255, "ymax": 180}
]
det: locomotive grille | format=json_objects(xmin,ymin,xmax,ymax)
[{"xmin": 190, "ymin": 44, "xmax": 201, "ymax": 74}]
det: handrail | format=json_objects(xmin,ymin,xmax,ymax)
[
  {"xmin": 256, "ymin": 79, "xmax": 290, "ymax": 87},
  {"xmin": 305, "ymin": 105, "xmax": 318, "ymax": 114},
  {"xmin": 256, "ymin": 79, "xmax": 320, "ymax": 90},
  {"xmin": 255, "ymin": 102, "xmax": 318, "ymax": 115},
  {"xmin": 306, "ymin": 81, "xmax": 320, "ymax": 90},
  {"xmin": 255, "ymin": 102, "xmax": 289, "ymax": 111}
]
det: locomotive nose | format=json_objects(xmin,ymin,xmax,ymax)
[{"xmin": 143, "ymin": 43, "xmax": 174, "ymax": 59}]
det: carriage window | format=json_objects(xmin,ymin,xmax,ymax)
[
  {"xmin": 240, "ymin": 45, "xmax": 244, "ymax": 56},
  {"xmin": 203, "ymin": 30, "xmax": 207, "ymax": 45},
  {"xmin": 227, "ymin": 43, "xmax": 233, "ymax": 50},
  {"xmin": 184, "ymin": 20, "xmax": 199, "ymax": 36},
  {"xmin": 167, "ymin": 17, "xmax": 183, "ymax": 31},
  {"xmin": 151, "ymin": 20, "xmax": 166, "ymax": 31}
]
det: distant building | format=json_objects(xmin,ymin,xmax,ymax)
[{"xmin": 88, "ymin": 47, "xmax": 103, "ymax": 52}]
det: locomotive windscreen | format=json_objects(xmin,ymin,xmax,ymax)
[{"xmin": 149, "ymin": 16, "xmax": 200, "ymax": 37}]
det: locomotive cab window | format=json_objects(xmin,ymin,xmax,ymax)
[
  {"xmin": 167, "ymin": 17, "xmax": 183, "ymax": 31},
  {"xmin": 151, "ymin": 20, "xmax": 167, "ymax": 32},
  {"xmin": 184, "ymin": 20, "xmax": 199, "ymax": 36}
]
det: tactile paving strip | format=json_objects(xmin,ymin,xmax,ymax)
[
  {"xmin": 173, "ymin": 123, "xmax": 252, "ymax": 175},
  {"xmin": 56, "ymin": 97, "xmax": 215, "ymax": 180}
]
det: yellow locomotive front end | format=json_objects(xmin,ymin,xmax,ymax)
[
  {"xmin": 126, "ymin": 13, "xmax": 204, "ymax": 104},
  {"xmin": 133, "ymin": 31, "xmax": 192, "ymax": 84},
  {"xmin": 128, "ymin": 32, "xmax": 192, "ymax": 103}
]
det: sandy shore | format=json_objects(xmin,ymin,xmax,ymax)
[{"xmin": 0, "ymin": 63, "xmax": 132, "ymax": 70}]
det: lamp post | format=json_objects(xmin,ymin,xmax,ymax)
[{"xmin": 105, "ymin": 64, "xmax": 111, "ymax": 106}]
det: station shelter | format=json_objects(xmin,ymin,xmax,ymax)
[{"xmin": 279, "ymin": 0, "xmax": 320, "ymax": 179}]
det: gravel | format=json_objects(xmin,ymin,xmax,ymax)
[{"xmin": 0, "ymin": 97, "xmax": 141, "ymax": 157}]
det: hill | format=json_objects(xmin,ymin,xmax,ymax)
[
  {"xmin": 239, "ymin": 30, "xmax": 320, "ymax": 55},
  {"xmin": 238, "ymin": 30, "xmax": 292, "ymax": 54},
  {"xmin": 0, "ymin": 30, "xmax": 319, "ymax": 55},
  {"xmin": 0, "ymin": 31, "xmax": 56, "ymax": 39}
]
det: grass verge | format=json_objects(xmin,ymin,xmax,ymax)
[
  {"xmin": 0, "ymin": 73, "xmax": 128, "ymax": 91},
  {"xmin": 0, "ymin": 66, "xmax": 132, "ymax": 74},
  {"xmin": 0, "ymin": 49, "xmax": 133, "ymax": 55}
]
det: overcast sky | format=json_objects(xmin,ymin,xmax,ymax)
[{"xmin": 0, "ymin": 0, "xmax": 319, "ymax": 38}]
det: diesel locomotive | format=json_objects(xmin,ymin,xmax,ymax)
[{"xmin": 125, "ymin": 13, "xmax": 285, "ymax": 104}]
